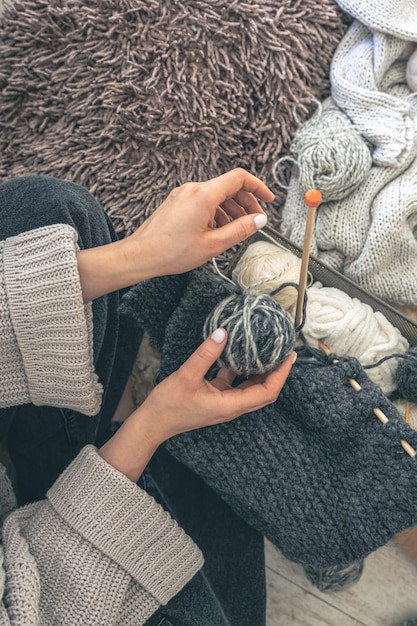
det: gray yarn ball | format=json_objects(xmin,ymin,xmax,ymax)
[
  {"xmin": 203, "ymin": 291, "xmax": 295, "ymax": 376},
  {"xmin": 395, "ymin": 347, "xmax": 417, "ymax": 403},
  {"xmin": 303, "ymin": 559, "xmax": 364, "ymax": 593},
  {"xmin": 291, "ymin": 101, "xmax": 373, "ymax": 202}
]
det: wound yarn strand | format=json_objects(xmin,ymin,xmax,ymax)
[
  {"xmin": 203, "ymin": 289, "xmax": 295, "ymax": 376},
  {"xmin": 209, "ymin": 252, "xmax": 297, "ymax": 376},
  {"xmin": 395, "ymin": 346, "xmax": 417, "ymax": 402}
]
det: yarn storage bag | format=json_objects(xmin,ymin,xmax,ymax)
[{"xmin": 120, "ymin": 267, "xmax": 417, "ymax": 569}]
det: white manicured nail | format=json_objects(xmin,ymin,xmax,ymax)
[
  {"xmin": 211, "ymin": 328, "xmax": 226, "ymax": 344},
  {"xmin": 253, "ymin": 214, "xmax": 267, "ymax": 230}
]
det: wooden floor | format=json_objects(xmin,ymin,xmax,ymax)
[{"xmin": 265, "ymin": 540, "xmax": 417, "ymax": 626}]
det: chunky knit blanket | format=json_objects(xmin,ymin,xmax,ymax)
[
  {"xmin": 120, "ymin": 269, "xmax": 417, "ymax": 569},
  {"xmin": 0, "ymin": 0, "xmax": 348, "ymax": 241}
]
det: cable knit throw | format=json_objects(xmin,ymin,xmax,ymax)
[
  {"xmin": 120, "ymin": 269, "xmax": 417, "ymax": 569},
  {"xmin": 281, "ymin": 0, "xmax": 417, "ymax": 305},
  {"xmin": 0, "ymin": 0, "xmax": 348, "ymax": 242}
]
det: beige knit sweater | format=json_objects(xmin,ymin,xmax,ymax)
[{"xmin": 0, "ymin": 224, "xmax": 203, "ymax": 625}]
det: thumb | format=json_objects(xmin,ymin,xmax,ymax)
[
  {"xmin": 209, "ymin": 213, "xmax": 268, "ymax": 252},
  {"xmin": 181, "ymin": 328, "xmax": 228, "ymax": 381}
]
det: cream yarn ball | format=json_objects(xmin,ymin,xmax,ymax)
[{"xmin": 232, "ymin": 241, "xmax": 302, "ymax": 317}]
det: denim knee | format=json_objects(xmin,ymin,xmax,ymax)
[{"xmin": 0, "ymin": 175, "xmax": 117, "ymax": 247}]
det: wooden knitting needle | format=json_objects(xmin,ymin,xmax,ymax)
[
  {"xmin": 318, "ymin": 341, "xmax": 416, "ymax": 458},
  {"xmin": 294, "ymin": 189, "xmax": 322, "ymax": 331},
  {"xmin": 318, "ymin": 339, "xmax": 362, "ymax": 390},
  {"xmin": 405, "ymin": 400, "xmax": 411, "ymax": 424}
]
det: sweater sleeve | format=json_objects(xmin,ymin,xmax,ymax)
[
  {"xmin": 0, "ymin": 446, "xmax": 203, "ymax": 626},
  {"xmin": 0, "ymin": 224, "xmax": 103, "ymax": 415}
]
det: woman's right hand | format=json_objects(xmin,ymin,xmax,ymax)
[
  {"xmin": 99, "ymin": 329, "xmax": 295, "ymax": 482},
  {"xmin": 77, "ymin": 169, "xmax": 273, "ymax": 303}
]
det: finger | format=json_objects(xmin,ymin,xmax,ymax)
[
  {"xmin": 225, "ymin": 190, "xmax": 267, "ymax": 215},
  {"xmin": 180, "ymin": 328, "xmax": 228, "ymax": 381},
  {"xmin": 204, "ymin": 168, "xmax": 275, "ymax": 206},
  {"xmin": 214, "ymin": 367, "xmax": 237, "ymax": 387},
  {"xmin": 206, "ymin": 211, "xmax": 268, "ymax": 253},
  {"xmin": 214, "ymin": 206, "xmax": 231, "ymax": 227},
  {"xmin": 220, "ymin": 198, "xmax": 247, "ymax": 220},
  {"xmin": 231, "ymin": 351, "xmax": 296, "ymax": 413}
]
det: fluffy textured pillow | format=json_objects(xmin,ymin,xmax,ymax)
[{"xmin": 0, "ymin": 0, "xmax": 348, "ymax": 238}]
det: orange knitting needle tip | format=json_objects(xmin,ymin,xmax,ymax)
[{"xmin": 304, "ymin": 189, "xmax": 322, "ymax": 208}]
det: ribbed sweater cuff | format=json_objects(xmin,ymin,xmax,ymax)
[
  {"xmin": 3, "ymin": 224, "xmax": 102, "ymax": 415},
  {"xmin": 47, "ymin": 446, "xmax": 204, "ymax": 605}
]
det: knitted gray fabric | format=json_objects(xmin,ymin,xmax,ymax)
[{"xmin": 121, "ymin": 269, "xmax": 417, "ymax": 569}]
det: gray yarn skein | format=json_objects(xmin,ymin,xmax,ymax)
[
  {"xmin": 396, "ymin": 347, "xmax": 417, "ymax": 402},
  {"xmin": 203, "ymin": 290, "xmax": 295, "ymax": 376},
  {"xmin": 303, "ymin": 559, "xmax": 364, "ymax": 593},
  {"xmin": 290, "ymin": 100, "xmax": 373, "ymax": 202}
]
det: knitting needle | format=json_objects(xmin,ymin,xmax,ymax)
[
  {"xmin": 374, "ymin": 406, "xmax": 416, "ymax": 457},
  {"xmin": 401, "ymin": 440, "xmax": 417, "ymax": 458},
  {"xmin": 294, "ymin": 189, "xmax": 322, "ymax": 332},
  {"xmin": 405, "ymin": 400, "xmax": 411, "ymax": 424},
  {"xmin": 295, "ymin": 194, "xmax": 416, "ymax": 458},
  {"xmin": 318, "ymin": 340, "xmax": 362, "ymax": 390},
  {"xmin": 318, "ymin": 341, "xmax": 416, "ymax": 458}
]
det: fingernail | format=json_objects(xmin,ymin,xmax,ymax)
[
  {"xmin": 211, "ymin": 328, "xmax": 226, "ymax": 344},
  {"xmin": 291, "ymin": 352, "xmax": 297, "ymax": 364},
  {"xmin": 253, "ymin": 214, "xmax": 268, "ymax": 230}
]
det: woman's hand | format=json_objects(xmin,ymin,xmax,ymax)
[
  {"xmin": 77, "ymin": 169, "xmax": 273, "ymax": 302},
  {"xmin": 136, "ymin": 327, "xmax": 294, "ymax": 442},
  {"xmin": 99, "ymin": 328, "xmax": 295, "ymax": 482},
  {"xmin": 127, "ymin": 168, "xmax": 273, "ymax": 278}
]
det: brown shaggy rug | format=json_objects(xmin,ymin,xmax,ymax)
[{"xmin": 0, "ymin": 0, "xmax": 348, "ymax": 239}]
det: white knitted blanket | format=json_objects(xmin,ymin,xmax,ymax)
[{"xmin": 281, "ymin": 0, "xmax": 417, "ymax": 305}]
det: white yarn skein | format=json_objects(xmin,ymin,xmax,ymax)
[
  {"xmin": 232, "ymin": 241, "xmax": 301, "ymax": 317},
  {"xmin": 302, "ymin": 282, "xmax": 409, "ymax": 395}
]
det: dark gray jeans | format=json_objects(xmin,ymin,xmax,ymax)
[{"xmin": 0, "ymin": 175, "xmax": 266, "ymax": 626}]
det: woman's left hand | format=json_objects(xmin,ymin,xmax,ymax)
[{"xmin": 99, "ymin": 328, "xmax": 295, "ymax": 483}]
